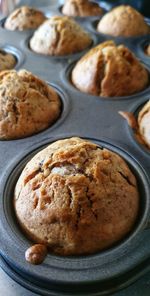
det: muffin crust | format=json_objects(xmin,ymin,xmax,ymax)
[
  {"xmin": 62, "ymin": 0, "xmax": 103, "ymax": 17},
  {"xmin": 97, "ymin": 5, "xmax": 149, "ymax": 37},
  {"xmin": 4, "ymin": 6, "xmax": 46, "ymax": 31},
  {"xmin": 72, "ymin": 41, "xmax": 149, "ymax": 97},
  {"xmin": 30, "ymin": 16, "xmax": 92, "ymax": 56},
  {"xmin": 0, "ymin": 69, "xmax": 61, "ymax": 139},
  {"xmin": 0, "ymin": 49, "xmax": 16, "ymax": 71},
  {"xmin": 138, "ymin": 100, "xmax": 150, "ymax": 149},
  {"xmin": 14, "ymin": 137, "xmax": 139, "ymax": 256}
]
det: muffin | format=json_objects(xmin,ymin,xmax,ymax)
[
  {"xmin": 119, "ymin": 101, "xmax": 150, "ymax": 151},
  {"xmin": 0, "ymin": 49, "xmax": 16, "ymax": 71},
  {"xmin": 0, "ymin": 69, "xmax": 61, "ymax": 139},
  {"xmin": 14, "ymin": 137, "xmax": 139, "ymax": 256},
  {"xmin": 30, "ymin": 16, "xmax": 92, "ymax": 56},
  {"xmin": 138, "ymin": 100, "xmax": 150, "ymax": 149},
  {"xmin": 97, "ymin": 5, "xmax": 150, "ymax": 37},
  {"xmin": 72, "ymin": 40, "xmax": 149, "ymax": 97},
  {"xmin": 62, "ymin": 0, "xmax": 103, "ymax": 17},
  {"xmin": 145, "ymin": 45, "xmax": 150, "ymax": 56},
  {"xmin": 4, "ymin": 6, "xmax": 46, "ymax": 31}
]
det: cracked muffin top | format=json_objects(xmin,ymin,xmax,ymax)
[
  {"xmin": 62, "ymin": 0, "xmax": 103, "ymax": 17},
  {"xmin": 72, "ymin": 40, "xmax": 149, "ymax": 97},
  {"xmin": 30, "ymin": 16, "xmax": 92, "ymax": 56},
  {"xmin": 97, "ymin": 5, "xmax": 149, "ymax": 37},
  {"xmin": 0, "ymin": 49, "xmax": 16, "ymax": 71},
  {"xmin": 14, "ymin": 137, "xmax": 139, "ymax": 256},
  {"xmin": 138, "ymin": 100, "xmax": 150, "ymax": 149},
  {"xmin": 0, "ymin": 69, "xmax": 61, "ymax": 139},
  {"xmin": 4, "ymin": 6, "xmax": 46, "ymax": 31}
]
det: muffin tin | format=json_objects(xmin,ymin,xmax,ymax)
[{"xmin": 0, "ymin": 1, "xmax": 150, "ymax": 295}]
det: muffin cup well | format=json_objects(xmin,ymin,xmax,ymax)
[
  {"xmin": 0, "ymin": 136, "xmax": 149, "ymax": 296},
  {"xmin": 62, "ymin": 61, "xmax": 150, "ymax": 101}
]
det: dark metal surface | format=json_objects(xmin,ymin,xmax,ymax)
[{"xmin": 0, "ymin": 2, "xmax": 150, "ymax": 295}]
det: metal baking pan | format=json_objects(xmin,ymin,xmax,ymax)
[{"xmin": 0, "ymin": 2, "xmax": 150, "ymax": 295}]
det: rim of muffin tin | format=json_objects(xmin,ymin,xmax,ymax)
[
  {"xmin": 126, "ymin": 98, "xmax": 150, "ymax": 156},
  {"xmin": 0, "ymin": 83, "xmax": 70, "ymax": 142},
  {"xmin": 0, "ymin": 135, "xmax": 149, "ymax": 295},
  {"xmin": 21, "ymin": 30, "xmax": 98, "ymax": 60},
  {"xmin": 0, "ymin": 43, "xmax": 25, "ymax": 70},
  {"xmin": 62, "ymin": 60, "xmax": 150, "ymax": 101},
  {"xmin": 0, "ymin": 254, "xmax": 149, "ymax": 296}
]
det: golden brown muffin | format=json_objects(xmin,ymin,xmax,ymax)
[
  {"xmin": 0, "ymin": 69, "xmax": 61, "ymax": 139},
  {"xmin": 0, "ymin": 49, "xmax": 16, "ymax": 71},
  {"xmin": 14, "ymin": 137, "xmax": 139, "ymax": 256},
  {"xmin": 72, "ymin": 40, "xmax": 149, "ymax": 97},
  {"xmin": 97, "ymin": 5, "xmax": 149, "ymax": 37},
  {"xmin": 30, "ymin": 16, "xmax": 92, "ymax": 56},
  {"xmin": 138, "ymin": 100, "xmax": 150, "ymax": 149},
  {"xmin": 62, "ymin": 0, "xmax": 103, "ymax": 17},
  {"xmin": 4, "ymin": 6, "xmax": 46, "ymax": 31}
]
